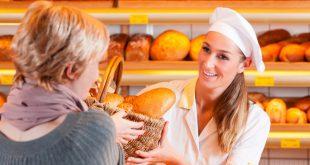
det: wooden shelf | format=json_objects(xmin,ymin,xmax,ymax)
[
  {"xmin": 267, "ymin": 124, "xmax": 310, "ymax": 149},
  {"xmin": 1, "ymin": 61, "xmax": 310, "ymax": 87}
]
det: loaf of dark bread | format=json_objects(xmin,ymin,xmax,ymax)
[
  {"xmin": 125, "ymin": 33, "xmax": 153, "ymax": 61},
  {"xmin": 258, "ymin": 29, "xmax": 291, "ymax": 47},
  {"xmin": 107, "ymin": 33, "xmax": 129, "ymax": 60}
]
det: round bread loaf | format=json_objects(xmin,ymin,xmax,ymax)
[
  {"xmin": 150, "ymin": 30, "xmax": 190, "ymax": 61},
  {"xmin": 261, "ymin": 43, "xmax": 281, "ymax": 62},
  {"xmin": 0, "ymin": 35, "xmax": 14, "ymax": 61},
  {"xmin": 102, "ymin": 93, "xmax": 124, "ymax": 108},
  {"xmin": 279, "ymin": 44, "xmax": 305, "ymax": 62},
  {"xmin": 190, "ymin": 34, "xmax": 206, "ymax": 61},
  {"xmin": 295, "ymin": 96, "xmax": 310, "ymax": 111}
]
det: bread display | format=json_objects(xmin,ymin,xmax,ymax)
[
  {"xmin": 125, "ymin": 34, "xmax": 152, "ymax": 61},
  {"xmin": 261, "ymin": 43, "xmax": 281, "ymax": 62},
  {"xmin": 279, "ymin": 44, "xmax": 305, "ymax": 62},
  {"xmin": 258, "ymin": 29, "xmax": 291, "ymax": 47},
  {"xmin": 107, "ymin": 33, "xmax": 129, "ymax": 60},
  {"xmin": 190, "ymin": 34, "xmax": 206, "ymax": 61},
  {"xmin": 150, "ymin": 30, "xmax": 190, "ymax": 61},
  {"xmin": 0, "ymin": 35, "xmax": 14, "ymax": 61}
]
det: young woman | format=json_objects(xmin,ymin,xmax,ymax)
[
  {"xmin": 0, "ymin": 1, "xmax": 143, "ymax": 164},
  {"xmin": 127, "ymin": 7, "xmax": 270, "ymax": 165}
]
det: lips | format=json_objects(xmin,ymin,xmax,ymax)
[{"xmin": 203, "ymin": 70, "xmax": 218, "ymax": 78}]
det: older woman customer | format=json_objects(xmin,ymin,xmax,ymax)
[{"xmin": 0, "ymin": 1, "xmax": 144, "ymax": 164}]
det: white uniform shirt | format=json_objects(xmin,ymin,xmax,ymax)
[{"xmin": 138, "ymin": 78, "xmax": 270, "ymax": 165}]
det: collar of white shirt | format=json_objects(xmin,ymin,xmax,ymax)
[{"xmin": 178, "ymin": 77, "xmax": 197, "ymax": 110}]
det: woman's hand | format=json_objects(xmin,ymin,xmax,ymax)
[
  {"xmin": 126, "ymin": 122, "xmax": 188, "ymax": 165},
  {"xmin": 111, "ymin": 111, "xmax": 145, "ymax": 145}
]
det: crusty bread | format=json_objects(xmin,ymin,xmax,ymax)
[
  {"xmin": 248, "ymin": 92, "xmax": 267, "ymax": 103},
  {"xmin": 117, "ymin": 102, "xmax": 133, "ymax": 112},
  {"xmin": 107, "ymin": 33, "xmax": 129, "ymax": 60},
  {"xmin": 258, "ymin": 29, "xmax": 291, "ymax": 47},
  {"xmin": 102, "ymin": 93, "xmax": 124, "ymax": 108},
  {"xmin": 150, "ymin": 30, "xmax": 190, "ymax": 61},
  {"xmin": 131, "ymin": 88, "xmax": 176, "ymax": 119},
  {"xmin": 279, "ymin": 44, "xmax": 305, "ymax": 62},
  {"xmin": 295, "ymin": 96, "xmax": 310, "ymax": 111},
  {"xmin": 0, "ymin": 35, "xmax": 14, "ymax": 61},
  {"xmin": 190, "ymin": 34, "xmax": 206, "ymax": 61},
  {"xmin": 125, "ymin": 33, "xmax": 152, "ymax": 61},
  {"xmin": 261, "ymin": 43, "xmax": 281, "ymax": 62}
]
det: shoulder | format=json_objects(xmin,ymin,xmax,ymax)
[{"xmin": 68, "ymin": 110, "xmax": 116, "ymax": 139}]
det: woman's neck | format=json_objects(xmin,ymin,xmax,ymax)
[{"xmin": 195, "ymin": 79, "xmax": 227, "ymax": 113}]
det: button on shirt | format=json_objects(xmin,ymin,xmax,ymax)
[{"xmin": 138, "ymin": 78, "xmax": 270, "ymax": 165}]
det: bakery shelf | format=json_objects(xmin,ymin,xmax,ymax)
[
  {"xmin": 0, "ymin": 1, "xmax": 309, "ymax": 24},
  {"xmin": 1, "ymin": 61, "xmax": 310, "ymax": 87},
  {"xmin": 267, "ymin": 124, "xmax": 310, "ymax": 149}
]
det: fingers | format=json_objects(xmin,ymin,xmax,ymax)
[
  {"xmin": 127, "ymin": 120, "xmax": 144, "ymax": 129},
  {"xmin": 135, "ymin": 150, "xmax": 155, "ymax": 158},
  {"xmin": 127, "ymin": 128, "xmax": 145, "ymax": 136},
  {"xmin": 113, "ymin": 110, "xmax": 127, "ymax": 118},
  {"xmin": 118, "ymin": 138, "xmax": 129, "ymax": 145}
]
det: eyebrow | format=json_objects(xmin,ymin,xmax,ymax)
[{"xmin": 203, "ymin": 42, "xmax": 231, "ymax": 54}]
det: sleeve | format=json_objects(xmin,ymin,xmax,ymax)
[
  {"xmin": 117, "ymin": 144, "xmax": 125, "ymax": 165},
  {"xmin": 226, "ymin": 105, "xmax": 271, "ymax": 165}
]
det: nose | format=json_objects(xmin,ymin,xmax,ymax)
[{"xmin": 203, "ymin": 53, "xmax": 216, "ymax": 69}]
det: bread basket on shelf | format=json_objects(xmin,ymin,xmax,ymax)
[{"xmin": 85, "ymin": 56, "xmax": 165, "ymax": 158}]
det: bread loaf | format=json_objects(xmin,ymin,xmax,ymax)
[
  {"xmin": 131, "ymin": 88, "xmax": 176, "ymax": 119},
  {"xmin": 190, "ymin": 34, "xmax": 206, "ymax": 61},
  {"xmin": 248, "ymin": 92, "xmax": 267, "ymax": 103},
  {"xmin": 125, "ymin": 34, "xmax": 152, "ymax": 61},
  {"xmin": 107, "ymin": 33, "xmax": 129, "ymax": 60},
  {"xmin": 279, "ymin": 44, "xmax": 305, "ymax": 62},
  {"xmin": 261, "ymin": 43, "xmax": 281, "ymax": 62},
  {"xmin": 102, "ymin": 93, "xmax": 124, "ymax": 108},
  {"xmin": 0, "ymin": 35, "xmax": 14, "ymax": 61},
  {"xmin": 150, "ymin": 30, "xmax": 190, "ymax": 61},
  {"xmin": 258, "ymin": 29, "xmax": 291, "ymax": 47},
  {"xmin": 295, "ymin": 96, "xmax": 310, "ymax": 111},
  {"xmin": 117, "ymin": 102, "xmax": 133, "ymax": 112}
]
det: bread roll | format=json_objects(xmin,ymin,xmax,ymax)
[
  {"xmin": 295, "ymin": 96, "xmax": 310, "ymax": 111},
  {"xmin": 301, "ymin": 42, "xmax": 310, "ymax": 49},
  {"xmin": 107, "ymin": 33, "xmax": 129, "ymax": 60},
  {"xmin": 279, "ymin": 44, "xmax": 305, "ymax": 62},
  {"xmin": 0, "ymin": 35, "xmax": 14, "ymax": 61},
  {"xmin": 132, "ymin": 88, "xmax": 176, "ymax": 119},
  {"xmin": 258, "ymin": 29, "xmax": 291, "ymax": 47},
  {"xmin": 190, "ymin": 34, "xmax": 206, "ymax": 61},
  {"xmin": 248, "ymin": 92, "xmax": 267, "ymax": 103},
  {"xmin": 266, "ymin": 98, "xmax": 286, "ymax": 123},
  {"xmin": 286, "ymin": 108, "xmax": 307, "ymax": 124},
  {"xmin": 125, "ymin": 34, "xmax": 152, "ymax": 61},
  {"xmin": 150, "ymin": 30, "xmax": 190, "ymax": 61},
  {"xmin": 102, "ymin": 93, "xmax": 124, "ymax": 108},
  {"xmin": 261, "ymin": 43, "xmax": 281, "ymax": 62},
  {"xmin": 117, "ymin": 102, "xmax": 133, "ymax": 112}
]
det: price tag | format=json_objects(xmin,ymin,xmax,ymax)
[
  {"xmin": 129, "ymin": 15, "xmax": 149, "ymax": 24},
  {"xmin": 255, "ymin": 76, "xmax": 274, "ymax": 87},
  {"xmin": 281, "ymin": 139, "xmax": 300, "ymax": 148}
]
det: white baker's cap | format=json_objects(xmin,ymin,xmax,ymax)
[{"xmin": 208, "ymin": 7, "xmax": 265, "ymax": 72}]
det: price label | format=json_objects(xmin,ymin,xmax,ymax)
[
  {"xmin": 281, "ymin": 139, "xmax": 300, "ymax": 148},
  {"xmin": 129, "ymin": 15, "xmax": 149, "ymax": 24},
  {"xmin": 0, "ymin": 75, "xmax": 13, "ymax": 85},
  {"xmin": 255, "ymin": 76, "xmax": 274, "ymax": 87}
]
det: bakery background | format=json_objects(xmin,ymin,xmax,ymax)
[{"xmin": 0, "ymin": 0, "xmax": 310, "ymax": 164}]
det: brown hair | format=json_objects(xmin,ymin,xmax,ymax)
[
  {"xmin": 12, "ymin": 1, "xmax": 109, "ymax": 91},
  {"xmin": 214, "ymin": 56, "xmax": 249, "ymax": 153}
]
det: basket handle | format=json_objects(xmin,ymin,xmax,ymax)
[{"xmin": 97, "ymin": 56, "xmax": 124, "ymax": 102}]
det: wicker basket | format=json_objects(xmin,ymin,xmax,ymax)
[{"xmin": 86, "ymin": 56, "xmax": 165, "ymax": 158}]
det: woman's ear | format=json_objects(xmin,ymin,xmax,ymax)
[
  {"xmin": 238, "ymin": 58, "xmax": 252, "ymax": 73},
  {"xmin": 65, "ymin": 63, "xmax": 79, "ymax": 80}
]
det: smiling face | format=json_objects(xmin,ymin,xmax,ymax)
[{"xmin": 197, "ymin": 31, "xmax": 247, "ymax": 90}]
